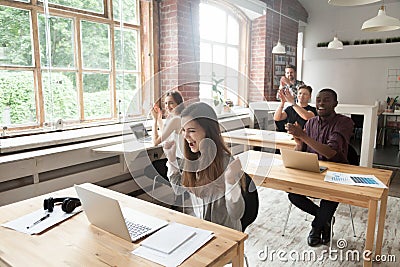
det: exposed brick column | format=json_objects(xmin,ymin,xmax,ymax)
[
  {"xmin": 249, "ymin": 15, "xmax": 267, "ymax": 102},
  {"xmin": 159, "ymin": 0, "xmax": 200, "ymax": 102}
]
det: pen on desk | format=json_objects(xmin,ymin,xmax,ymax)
[{"xmin": 27, "ymin": 214, "xmax": 50, "ymax": 229}]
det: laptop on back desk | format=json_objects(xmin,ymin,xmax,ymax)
[
  {"xmin": 130, "ymin": 123, "xmax": 152, "ymax": 143},
  {"xmin": 280, "ymin": 149, "xmax": 328, "ymax": 173}
]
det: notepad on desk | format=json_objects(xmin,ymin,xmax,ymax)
[
  {"xmin": 133, "ymin": 222, "xmax": 214, "ymax": 267},
  {"xmin": 140, "ymin": 222, "xmax": 196, "ymax": 254}
]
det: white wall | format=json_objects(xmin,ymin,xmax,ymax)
[{"xmin": 298, "ymin": 0, "xmax": 400, "ymax": 105}]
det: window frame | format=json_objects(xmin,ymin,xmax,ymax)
[
  {"xmin": 199, "ymin": 0, "xmax": 250, "ymax": 107},
  {"xmin": 0, "ymin": 0, "xmax": 151, "ymax": 133}
]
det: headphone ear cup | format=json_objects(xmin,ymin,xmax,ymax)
[
  {"xmin": 43, "ymin": 197, "xmax": 54, "ymax": 212},
  {"xmin": 62, "ymin": 198, "xmax": 81, "ymax": 213}
]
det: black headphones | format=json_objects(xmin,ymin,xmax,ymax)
[{"xmin": 43, "ymin": 197, "xmax": 81, "ymax": 213}]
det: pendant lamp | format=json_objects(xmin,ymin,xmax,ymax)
[
  {"xmin": 361, "ymin": 5, "xmax": 400, "ymax": 32},
  {"xmin": 272, "ymin": 0, "xmax": 286, "ymax": 54},
  {"xmin": 328, "ymin": 0, "xmax": 380, "ymax": 6},
  {"xmin": 328, "ymin": 36, "xmax": 343, "ymax": 49}
]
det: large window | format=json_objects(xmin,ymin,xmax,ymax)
[
  {"xmin": 0, "ymin": 0, "xmax": 143, "ymax": 131},
  {"xmin": 199, "ymin": 1, "xmax": 248, "ymax": 106}
]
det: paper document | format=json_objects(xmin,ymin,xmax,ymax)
[
  {"xmin": 324, "ymin": 171, "xmax": 387, "ymax": 188},
  {"xmin": 140, "ymin": 222, "xmax": 196, "ymax": 254},
  {"xmin": 1, "ymin": 207, "xmax": 81, "ymax": 235},
  {"xmin": 132, "ymin": 222, "xmax": 213, "ymax": 267}
]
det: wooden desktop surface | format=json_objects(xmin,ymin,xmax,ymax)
[
  {"xmin": 0, "ymin": 183, "xmax": 247, "ymax": 267},
  {"xmin": 238, "ymin": 150, "xmax": 392, "ymax": 267},
  {"xmin": 222, "ymin": 128, "xmax": 296, "ymax": 150}
]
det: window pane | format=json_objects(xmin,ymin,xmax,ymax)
[
  {"xmin": 200, "ymin": 42, "xmax": 212, "ymax": 63},
  {"xmin": 113, "ymin": 0, "xmax": 138, "ymax": 24},
  {"xmin": 83, "ymin": 73, "xmax": 111, "ymax": 119},
  {"xmin": 227, "ymin": 47, "xmax": 238, "ymax": 71},
  {"xmin": 38, "ymin": 15, "xmax": 74, "ymax": 68},
  {"xmin": 212, "ymin": 45, "xmax": 225, "ymax": 67},
  {"xmin": 199, "ymin": 79, "xmax": 212, "ymax": 100},
  {"xmin": 0, "ymin": 6, "xmax": 32, "ymax": 66},
  {"xmin": 115, "ymin": 28, "xmax": 138, "ymax": 70},
  {"xmin": 42, "ymin": 71, "xmax": 79, "ymax": 122},
  {"xmin": 0, "ymin": 71, "xmax": 36, "ymax": 125},
  {"xmin": 116, "ymin": 73, "xmax": 140, "ymax": 116},
  {"xmin": 227, "ymin": 16, "xmax": 239, "ymax": 45},
  {"xmin": 41, "ymin": 0, "xmax": 103, "ymax": 14},
  {"xmin": 81, "ymin": 21, "xmax": 109, "ymax": 69},
  {"xmin": 226, "ymin": 76, "xmax": 238, "ymax": 105},
  {"xmin": 199, "ymin": 4, "xmax": 226, "ymax": 43}
]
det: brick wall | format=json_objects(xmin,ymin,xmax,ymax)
[
  {"xmin": 159, "ymin": 0, "xmax": 200, "ymax": 101},
  {"xmin": 249, "ymin": 0, "xmax": 306, "ymax": 101},
  {"xmin": 158, "ymin": 0, "xmax": 307, "ymax": 103}
]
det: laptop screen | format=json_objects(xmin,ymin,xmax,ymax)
[{"xmin": 130, "ymin": 123, "xmax": 149, "ymax": 140}]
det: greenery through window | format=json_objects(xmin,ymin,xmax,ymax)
[
  {"xmin": 199, "ymin": 1, "xmax": 240, "ymax": 105},
  {"xmin": 0, "ymin": 0, "xmax": 141, "ymax": 131}
]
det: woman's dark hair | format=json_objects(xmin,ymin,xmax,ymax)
[
  {"xmin": 165, "ymin": 90, "xmax": 184, "ymax": 114},
  {"xmin": 180, "ymin": 102, "xmax": 244, "ymax": 197}
]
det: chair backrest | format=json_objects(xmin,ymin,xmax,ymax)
[
  {"xmin": 347, "ymin": 144, "xmax": 359, "ymax": 166},
  {"xmin": 240, "ymin": 173, "xmax": 259, "ymax": 232}
]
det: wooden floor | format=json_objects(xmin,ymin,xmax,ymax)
[{"xmin": 243, "ymin": 187, "xmax": 400, "ymax": 267}]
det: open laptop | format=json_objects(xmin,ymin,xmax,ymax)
[
  {"xmin": 75, "ymin": 184, "xmax": 168, "ymax": 242},
  {"xmin": 130, "ymin": 123, "xmax": 152, "ymax": 143},
  {"xmin": 280, "ymin": 149, "xmax": 328, "ymax": 173}
]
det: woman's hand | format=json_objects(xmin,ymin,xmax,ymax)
[
  {"xmin": 151, "ymin": 104, "xmax": 162, "ymax": 121},
  {"xmin": 163, "ymin": 140, "xmax": 177, "ymax": 162},
  {"xmin": 278, "ymin": 89, "xmax": 286, "ymax": 104},
  {"xmin": 225, "ymin": 158, "xmax": 243, "ymax": 185}
]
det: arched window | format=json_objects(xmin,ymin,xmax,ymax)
[{"xmin": 199, "ymin": 1, "xmax": 249, "ymax": 106}]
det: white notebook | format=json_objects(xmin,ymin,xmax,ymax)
[{"xmin": 140, "ymin": 222, "xmax": 196, "ymax": 254}]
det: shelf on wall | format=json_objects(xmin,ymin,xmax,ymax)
[{"xmin": 304, "ymin": 42, "xmax": 400, "ymax": 61}]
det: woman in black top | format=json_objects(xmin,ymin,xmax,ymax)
[{"xmin": 274, "ymin": 85, "xmax": 317, "ymax": 131}]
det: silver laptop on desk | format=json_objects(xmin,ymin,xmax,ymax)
[
  {"xmin": 130, "ymin": 123, "xmax": 153, "ymax": 143},
  {"xmin": 280, "ymin": 149, "xmax": 328, "ymax": 173},
  {"xmin": 75, "ymin": 185, "xmax": 168, "ymax": 242}
]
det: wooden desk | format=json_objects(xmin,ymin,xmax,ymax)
[
  {"xmin": 222, "ymin": 128, "xmax": 296, "ymax": 150},
  {"xmin": 238, "ymin": 150, "xmax": 392, "ymax": 267},
  {"xmin": 0, "ymin": 183, "xmax": 247, "ymax": 267}
]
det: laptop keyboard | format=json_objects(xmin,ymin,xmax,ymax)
[{"xmin": 125, "ymin": 218, "xmax": 152, "ymax": 240}]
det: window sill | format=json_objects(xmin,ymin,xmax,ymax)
[{"xmin": 0, "ymin": 107, "xmax": 250, "ymax": 154}]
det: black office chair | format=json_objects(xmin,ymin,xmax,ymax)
[
  {"xmin": 240, "ymin": 173, "xmax": 259, "ymax": 232},
  {"xmin": 240, "ymin": 172, "xmax": 259, "ymax": 267},
  {"xmin": 351, "ymin": 114, "xmax": 364, "ymax": 140},
  {"xmin": 144, "ymin": 159, "xmax": 184, "ymax": 209},
  {"xmin": 282, "ymin": 144, "xmax": 358, "ymax": 238}
]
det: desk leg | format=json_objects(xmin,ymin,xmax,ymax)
[
  {"xmin": 364, "ymin": 200, "xmax": 378, "ymax": 267},
  {"xmin": 231, "ymin": 241, "xmax": 244, "ymax": 267},
  {"xmin": 375, "ymin": 189, "xmax": 388, "ymax": 256}
]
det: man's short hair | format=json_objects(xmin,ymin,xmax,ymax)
[
  {"xmin": 285, "ymin": 64, "xmax": 296, "ymax": 72},
  {"xmin": 319, "ymin": 88, "xmax": 337, "ymax": 102},
  {"xmin": 298, "ymin": 85, "xmax": 312, "ymax": 95}
]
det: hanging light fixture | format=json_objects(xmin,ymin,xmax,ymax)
[
  {"xmin": 361, "ymin": 5, "xmax": 400, "ymax": 32},
  {"xmin": 328, "ymin": 36, "xmax": 344, "ymax": 49},
  {"xmin": 328, "ymin": 0, "xmax": 380, "ymax": 6},
  {"xmin": 272, "ymin": 0, "xmax": 286, "ymax": 54}
]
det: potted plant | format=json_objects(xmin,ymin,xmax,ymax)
[{"xmin": 211, "ymin": 72, "xmax": 224, "ymax": 114}]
